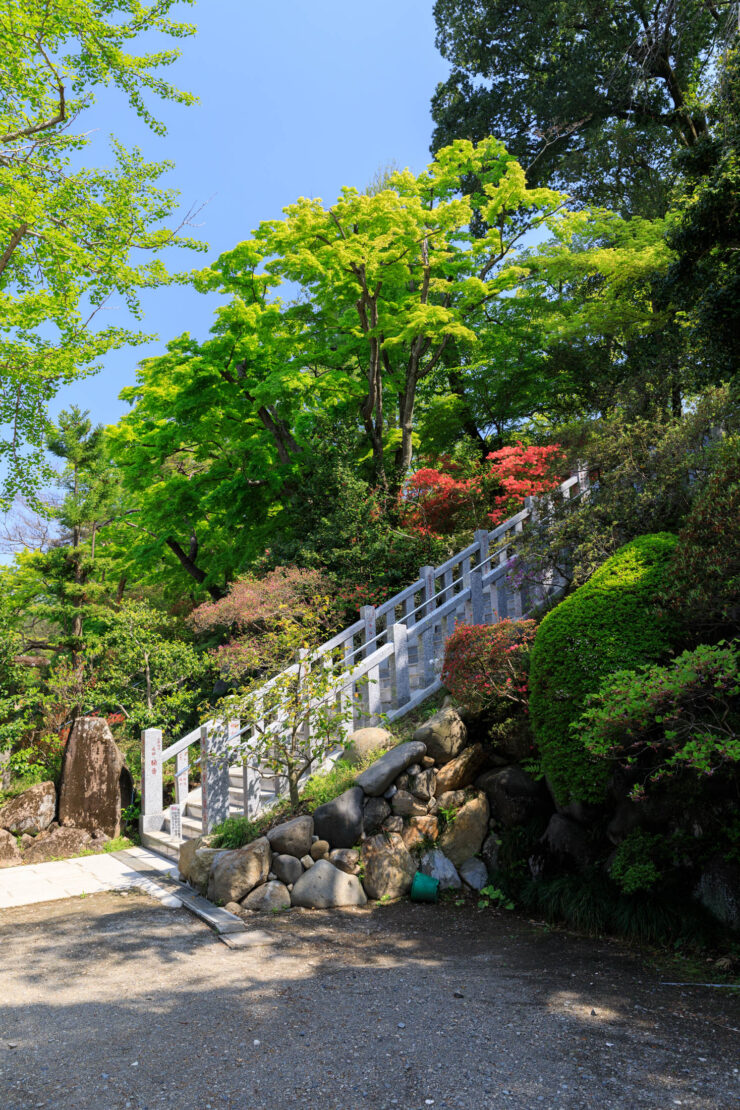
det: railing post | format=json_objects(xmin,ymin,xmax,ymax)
[
  {"xmin": 392, "ymin": 621, "xmax": 411, "ymax": 708},
  {"xmin": 340, "ymin": 635, "xmax": 355, "ymax": 730},
  {"xmin": 576, "ymin": 459, "xmax": 590, "ymax": 499},
  {"xmin": 509, "ymin": 520, "xmax": 525, "ymax": 619},
  {"xmin": 474, "ymin": 528, "xmax": 495, "ymax": 623},
  {"xmin": 200, "ymin": 719, "xmax": 230, "ymax": 834},
  {"xmin": 140, "ymin": 728, "xmax": 163, "ymax": 834},
  {"xmin": 174, "ymin": 749, "xmax": 189, "ymax": 806},
  {"xmin": 470, "ymin": 566, "xmax": 485, "ymax": 624},
  {"xmin": 243, "ymin": 701, "xmax": 261, "ymax": 821},
  {"xmin": 360, "ymin": 604, "xmax": 381, "ymax": 723},
  {"xmin": 419, "ymin": 565, "xmax": 436, "ymax": 686}
]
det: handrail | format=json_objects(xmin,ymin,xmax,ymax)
[{"xmin": 141, "ymin": 466, "xmax": 587, "ymax": 841}]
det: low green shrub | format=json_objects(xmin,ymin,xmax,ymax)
[
  {"xmin": 518, "ymin": 870, "xmax": 723, "ymax": 949},
  {"xmin": 609, "ymin": 830, "xmax": 664, "ymax": 894},
  {"xmin": 575, "ymin": 641, "xmax": 740, "ymax": 796},
  {"xmin": 529, "ymin": 533, "xmax": 680, "ymax": 804}
]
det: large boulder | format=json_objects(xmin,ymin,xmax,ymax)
[
  {"xmin": 0, "ymin": 781, "xmax": 56, "ymax": 835},
  {"xmin": 420, "ymin": 848, "xmax": 461, "ymax": 891},
  {"xmin": 0, "ymin": 827, "xmax": 22, "ymax": 868},
  {"xmin": 438, "ymin": 792, "xmax": 489, "ymax": 867},
  {"xmin": 402, "ymin": 815, "xmax": 439, "ymax": 853},
  {"xmin": 266, "ymin": 816, "xmax": 314, "ymax": 858},
  {"xmin": 540, "ymin": 814, "xmax": 594, "ymax": 869},
  {"xmin": 695, "ymin": 858, "xmax": 740, "ymax": 931},
  {"xmin": 436, "ymin": 789, "xmax": 467, "ymax": 811},
  {"xmin": 178, "ymin": 835, "xmax": 213, "ymax": 883},
  {"xmin": 434, "ymin": 745, "xmax": 486, "ymax": 796},
  {"xmin": 413, "ymin": 707, "xmax": 467, "ymax": 765},
  {"xmin": 242, "ymin": 880, "xmax": 291, "ymax": 913},
  {"xmin": 459, "ymin": 858, "xmax": 488, "ymax": 891},
  {"xmin": 476, "ymin": 766, "xmax": 548, "ymax": 828},
  {"xmin": 208, "ymin": 837, "xmax": 271, "ymax": 904},
  {"xmin": 189, "ymin": 847, "xmax": 229, "ymax": 896},
  {"xmin": 290, "ymin": 859, "xmax": 367, "ymax": 908},
  {"xmin": 312, "ymin": 786, "xmax": 364, "ymax": 848},
  {"xmin": 354, "ymin": 742, "xmax": 427, "ymax": 797},
  {"xmin": 408, "ymin": 768, "xmax": 435, "ymax": 801},
  {"xmin": 342, "ymin": 727, "xmax": 393, "ymax": 765},
  {"xmin": 361, "ymin": 832, "xmax": 416, "ymax": 900},
  {"xmin": 328, "ymin": 848, "xmax": 360, "ymax": 875},
  {"xmin": 272, "ymin": 853, "xmax": 304, "ymax": 885},
  {"xmin": 363, "ymin": 796, "xmax": 391, "ymax": 835},
  {"xmin": 22, "ymin": 824, "xmax": 101, "ymax": 864},
  {"xmin": 58, "ymin": 717, "xmax": 130, "ymax": 837}
]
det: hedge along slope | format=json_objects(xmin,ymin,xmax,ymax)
[{"xmin": 529, "ymin": 533, "xmax": 680, "ymax": 805}]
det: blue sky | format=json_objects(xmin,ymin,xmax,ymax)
[{"xmin": 56, "ymin": 0, "xmax": 449, "ymax": 427}]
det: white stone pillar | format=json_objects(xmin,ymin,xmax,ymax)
[{"xmin": 140, "ymin": 728, "xmax": 164, "ymax": 834}]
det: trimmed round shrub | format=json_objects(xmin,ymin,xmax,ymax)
[{"xmin": 529, "ymin": 533, "xmax": 680, "ymax": 804}]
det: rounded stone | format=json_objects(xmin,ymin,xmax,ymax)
[
  {"xmin": 242, "ymin": 880, "xmax": 291, "ymax": 913},
  {"xmin": 290, "ymin": 859, "xmax": 367, "ymax": 909},
  {"xmin": 310, "ymin": 839, "xmax": 331, "ymax": 860},
  {"xmin": 272, "ymin": 853, "xmax": 304, "ymax": 885}
]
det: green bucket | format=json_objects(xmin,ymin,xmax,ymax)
[{"xmin": 410, "ymin": 870, "xmax": 439, "ymax": 903}]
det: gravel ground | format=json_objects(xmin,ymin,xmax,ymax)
[{"xmin": 0, "ymin": 890, "xmax": 738, "ymax": 1110}]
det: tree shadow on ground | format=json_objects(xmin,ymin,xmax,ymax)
[{"xmin": 1, "ymin": 891, "xmax": 738, "ymax": 1110}]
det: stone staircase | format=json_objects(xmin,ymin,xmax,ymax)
[
  {"xmin": 144, "ymin": 767, "xmax": 284, "ymax": 861},
  {"xmin": 140, "ymin": 468, "xmax": 588, "ymax": 860}
]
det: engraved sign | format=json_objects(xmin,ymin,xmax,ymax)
[{"xmin": 169, "ymin": 803, "xmax": 182, "ymax": 841}]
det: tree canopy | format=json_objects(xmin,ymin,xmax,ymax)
[
  {"xmin": 0, "ymin": 0, "xmax": 201, "ymax": 506},
  {"xmin": 431, "ymin": 0, "xmax": 730, "ymax": 216}
]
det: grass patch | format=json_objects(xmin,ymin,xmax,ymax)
[
  {"xmin": 210, "ymin": 748, "xmax": 387, "ymax": 850},
  {"xmin": 30, "ymin": 835, "xmax": 135, "ymax": 864},
  {"xmin": 517, "ymin": 870, "xmax": 737, "ymax": 955}
]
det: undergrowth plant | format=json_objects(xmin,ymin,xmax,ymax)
[
  {"xmin": 575, "ymin": 641, "xmax": 740, "ymax": 798},
  {"xmin": 209, "ymin": 750, "xmax": 385, "ymax": 850}
]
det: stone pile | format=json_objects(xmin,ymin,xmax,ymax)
[
  {"xmin": 180, "ymin": 708, "xmax": 519, "ymax": 912},
  {"xmin": 0, "ymin": 717, "xmax": 133, "ymax": 867}
]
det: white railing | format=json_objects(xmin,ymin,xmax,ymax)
[{"xmin": 139, "ymin": 466, "xmax": 588, "ymax": 839}]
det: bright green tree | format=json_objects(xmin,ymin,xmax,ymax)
[
  {"xmin": 0, "ymin": 0, "xmax": 201, "ymax": 506},
  {"xmin": 105, "ymin": 138, "xmax": 565, "ymax": 594},
  {"xmin": 193, "ymin": 137, "xmax": 565, "ymax": 485}
]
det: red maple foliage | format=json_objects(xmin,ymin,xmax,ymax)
[{"xmin": 400, "ymin": 443, "xmax": 564, "ymax": 536}]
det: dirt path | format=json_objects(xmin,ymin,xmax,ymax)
[{"xmin": 0, "ymin": 891, "xmax": 738, "ymax": 1109}]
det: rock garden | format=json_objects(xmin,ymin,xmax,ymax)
[
  {"xmin": 0, "ymin": 718, "xmax": 133, "ymax": 867},
  {"xmin": 178, "ymin": 706, "xmax": 530, "ymax": 913}
]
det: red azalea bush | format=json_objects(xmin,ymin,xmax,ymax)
[
  {"xmin": 400, "ymin": 443, "xmax": 564, "ymax": 536},
  {"xmin": 484, "ymin": 442, "xmax": 564, "ymax": 525},
  {"xmin": 401, "ymin": 464, "xmax": 484, "ymax": 535},
  {"xmin": 441, "ymin": 619, "xmax": 538, "ymax": 714}
]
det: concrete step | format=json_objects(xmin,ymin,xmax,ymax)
[{"xmin": 184, "ymin": 791, "xmax": 276, "ymax": 823}]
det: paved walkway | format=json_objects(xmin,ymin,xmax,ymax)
[{"xmin": 0, "ymin": 845, "xmax": 181, "ymax": 909}]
